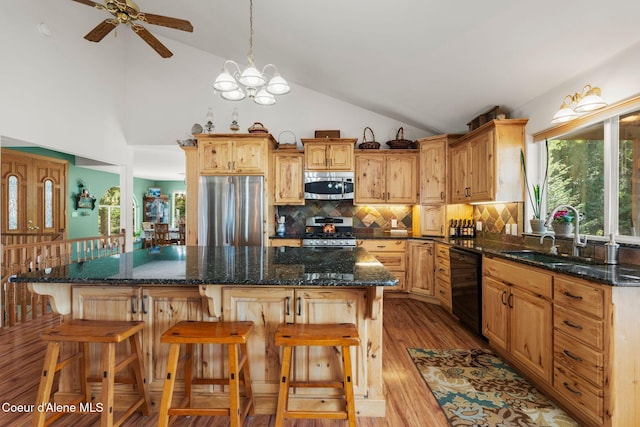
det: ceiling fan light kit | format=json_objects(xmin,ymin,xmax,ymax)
[
  {"xmin": 551, "ymin": 84, "xmax": 607, "ymax": 124},
  {"xmin": 71, "ymin": 0, "xmax": 193, "ymax": 58},
  {"xmin": 213, "ymin": 0, "xmax": 290, "ymax": 105}
]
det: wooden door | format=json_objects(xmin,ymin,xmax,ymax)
[
  {"xmin": 223, "ymin": 287, "xmax": 294, "ymax": 394},
  {"xmin": 481, "ymin": 277, "xmax": 509, "ymax": 353},
  {"xmin": 304, "ymin": 144, "xmax": 329, "ymax": 170},
  {"xmin": 294, "ymin": 288, "xmax": 367, "ymax": 396},
  {"xmin": 234, "ymin": 139, "xmax": 266, "ymax": 174},
  {"xmin": 420, "ymin": 205, "xmax": 445, "ymax": 237},
  {"xmin": 386, "ymin": 155, "xmax": 418, "ymax": 203},
  {"xmin": 408, "ymin": 241, "xmax": 435, "ymax": 296},
  {"xmin": 354, "ymin": 154, "xmax": 385, "ymax": 203},
  {"xmin": 420, "ymin": 139, "xmax": 447, "ymax": 204},
  {"xmin": 468, "ymin": 130, "xmax": 494, "ymax": 201},
  {"xmin": 1, "ymin": 148, "xmax": 67, "ymax": 237},
  {"xmin": 199, "ymin": 140, "xmax": 233, "ymax": 174},
  {"xmin": 273, "ymin": 153, "xmax": 304, "ymax": 205},
  {"xmin": 448, "ymin": 142, "xmax": 468, "ymax": 203},
  {"xmin": 510, "ymin": 286, "xmax": 553, "ymax": 383},
  {"xmin": 326, "ymin": 143, "xmax": 354, "ymax": 170}
]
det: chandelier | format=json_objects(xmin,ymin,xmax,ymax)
[
  {"xmin": 551, "ymin": 84, "xmax": 608, "ymax": 124},
  {"xmin": 213, "ymin": 0, "xmax": 290, "ymax": 105}
]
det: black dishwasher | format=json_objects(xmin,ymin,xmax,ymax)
[{"xmin": 449, "ymin": 247, "xmax": 483, "ymax": 337}]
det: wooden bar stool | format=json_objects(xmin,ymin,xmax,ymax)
[
  {"xmin": 32, "ymin": 319, "xmax": 151, "ymax": 427},
  {"xmin": 274, "ymin": 323, "xmax": 360, "ymax": 427},
  {"xmin": 158, "ymin": 320, "xmax": 255, "ymax": 427}
]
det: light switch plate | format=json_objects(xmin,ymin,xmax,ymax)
[{"xmin": 476, "ymin": 221, "xmax": 482, "ymax": 231}]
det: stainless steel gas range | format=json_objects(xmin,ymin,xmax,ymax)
[{"xmin": 301, "ymin": 216, "xmax": 357, "ymax": 247}]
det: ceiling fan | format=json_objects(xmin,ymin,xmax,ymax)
[{"xmin": 71, "ymin": 0, "xmax": 193, "ymax": 58}]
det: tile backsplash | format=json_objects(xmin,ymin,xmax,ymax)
[
  {"xmin": 473, "ymin": 202, "xmax": 523, "ymax": 234},
  {"xmin": 276, "ymin": 201, "xmax": 413, "ymax": 234}
]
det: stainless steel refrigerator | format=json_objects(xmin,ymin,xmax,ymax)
[{"xmin": 198, "ymin": 176, "xmax": 264, "ymax": 246}]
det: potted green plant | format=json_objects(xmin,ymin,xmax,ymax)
[
  {"xmin": 551, "ymin": 209, "xmax": 574, "ymax": 236},
  {"xmin": 520, "ymin": 139, "xmax": 549, "ymax": 233}
]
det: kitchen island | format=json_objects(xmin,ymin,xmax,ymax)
[{"xmin": 12, "ymin": 245, "xmax": 396, "ymax": 417}]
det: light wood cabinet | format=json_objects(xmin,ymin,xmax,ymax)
[
  {"xmin": 272, "ymin": 151, "xmax": 304, "ymax": 205},
  {"xmin": 482, "ymin": 256, "xmax": 553, "ymax": 384},
  {"xmin": 419, "ymin": 205, "xmax": 446, "ymax": 237},
  {"xmin": 417, "ymin": 134, "xmax": 461, "ymax": 204},
  {"xmin": 198, "ymin": 134, "xmax": 272, "ymax": 175},
  {"xmin": 301, "ymin": 138, "xmax": 356, "ymax": 171},
  {"xmin": 72, "ymin": 286, "xmax": 211, "ymax": 394},
  {"xmin": 552, "ymin": 275, "xmax": 607, "ymax": 426},
  {"xmin": 354, "ymin": 152, "xmax": 419, "ymax": 204},
  {"xmin": 448, "ymin": 119, "xmax": 527, "ymax": 203},
  {"xmin": 407, "ymin": 240, "xmax": 435, "ymax": 298},
  {"xmin": 269, "ymin": 238, "xmax": 301, "ymax": 247},
  {"xmin": 223, "ymin": 287, "xmax": 369, "ymax": 397},
  {"xmin": 434, "ymin": 243, "xmax": 452, "ymax": 312},
  {"xmin": 357, "ymin": 239, "xmax": 406, "ymax": 292}
]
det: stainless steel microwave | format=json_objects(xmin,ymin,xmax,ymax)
[{"xmin": 304, "ymin": 171, "xmax": 355, "ymax": 200}]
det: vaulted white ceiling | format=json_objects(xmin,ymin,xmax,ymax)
[{"xmin": 77, "ymin": 0, "xmax": 640, "ymax": 135}]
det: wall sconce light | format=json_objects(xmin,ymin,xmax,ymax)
[{"xmin": 551, "ymin": 84, "xmax": 608, "ymax": 124}]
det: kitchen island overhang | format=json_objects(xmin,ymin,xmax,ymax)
[{"xmin": 12, "ymin": 245, "xmax": 396, "ymax": 417}]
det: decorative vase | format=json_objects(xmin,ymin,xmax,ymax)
[
  {"xmin": 552, "ymin": 222, "xmax": 573, "ymax": 237},
  {"xmin": 529, "ymin": 218, "xmax": 547, "ymax": 234}
]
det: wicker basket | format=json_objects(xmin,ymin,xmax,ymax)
[
  {"xmin": 386, "ymin": 127, "xmax": 415, "ymax": 149},
  {"xmin": 358, "ymin": 127, "xmax": 380, "ymax": 149}
]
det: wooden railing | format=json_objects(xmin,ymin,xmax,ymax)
[
  {"xmin": 1, "ymin": 232, "xmax": 126, "ymax": 328},
  {"xmin": 1, "ymin": 232, "xmax": 64, "ymax": 245}
]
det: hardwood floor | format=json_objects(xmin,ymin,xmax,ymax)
[{"xmin": 0, "ymin": 298, "xmax": 485, "ymax": 426}]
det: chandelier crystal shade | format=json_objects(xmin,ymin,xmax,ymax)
[
  {"xmin": 551, "ymin": 84, "xmax": 607, "ymax": 124},
  {"xmin": 213, "ymin": 0, "xmax": 290, "ymax": 105}
]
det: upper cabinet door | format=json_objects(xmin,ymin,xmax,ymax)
[
  {"xmin": 199, "ymin": 140, "xmax": 233, "ymax": 173},
  {"xmin": 420, "ymin": 139, "xmax": 447, "ymax": 204},
  {"xmin": 354, "ymin": 154, "xmax": 386, "ymax": 204},
  {"xmin": 234, "ymin": 140, "xmax": 267, "ymax": 174},
  {"xmin": 301, "ymin": 139, "xmax": 357, "ymax": 171},
  {"xmin": 448, "ymin": 142, "xmax": 468, "ymax": 204},
  {"xmin": 326, "ymin": 143, "xmax": 354, "ymax": 171},
  {"xmin": 304, "ymin": 144, "xmax": 329, "ymax": 170},
  {"xmin": 273, "ymin": 152, "xmax": 304, "ymax": 205},
  {"xmin": 467, "ymin": 130, "xmax": 494, "ymax": 202},
  {"xmin": 386, "ymin": 155, "xmax": 418, "ymax": 204}
]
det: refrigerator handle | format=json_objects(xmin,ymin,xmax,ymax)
[{"xmin": 227, "ymin": 180, "xmax": 235, "ymax": 245}]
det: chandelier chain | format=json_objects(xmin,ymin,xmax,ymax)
[{"xmin": 248, "ymin": 0, "xmax": 254, "ymax": 65}]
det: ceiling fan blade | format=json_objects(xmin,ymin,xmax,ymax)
[
  {"xmin": 84, "ymin": 19, "xmax": 118, "ymax": 42},
  {"xmin": 71, "ymin": 0, "xmax": 106, "ymax": 11},
  {"xmin": 131, "ymin": 24, "xmax": 173, "ymax": 58},
  {"xmin": 138, "ymin": 13, "xmax": 193, "ymax": 32}
]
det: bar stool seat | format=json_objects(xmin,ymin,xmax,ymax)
[
  {"xmin": 274, "ymin": 322, "xmax": 360, "ymax": 427},
  {"xmin": 33, "ymin": 319, "xmax": 151, "ymax": 427},
  {"xmin": 158, "ymin": 320, "xmax": 255, "ymax": 427}
]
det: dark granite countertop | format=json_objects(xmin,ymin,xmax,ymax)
[
  {"xmin": 10, "ymin": 245, "xmax": 397, "ymax": 287},
  {"xmin": 440, "ymin": 238, "xmax": 640, "ymax": 287}
]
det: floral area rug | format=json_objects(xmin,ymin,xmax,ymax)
[{"xmin": 407, "ymin": 348, "xmax": 579, "ymax": 427}]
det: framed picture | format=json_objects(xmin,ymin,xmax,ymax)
[
  {"xmin": 148, "ymin": 187, "xmax": 161, "ymax": 197},
  {"xmin": 75, "ymin": 194, "xmax": 96, "ymax": 210}
]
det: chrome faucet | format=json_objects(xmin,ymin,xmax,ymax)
[
  {"xmin": 539, "ymin": 233, "xmax": 558, "ymax": 255},
  {"xmin": 544, "ymin": 205, "xmax": 588, "ymax": 256}
]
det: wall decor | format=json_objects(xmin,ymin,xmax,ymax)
[
  {"xmin": 75, "ymin": 181, "xmax": 96, "ymax": 210},
  {"xmin": 148, "ymin": 187, "xmax": 161, "ymax": 197}
]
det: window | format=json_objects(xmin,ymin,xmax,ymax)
[
  {"xmin": 544, "ymin": 106, "xmax": 640, "ymax": 241},
  {"xmin": 44, "ymin": 179, "xmax": 53, "ymax": 229},
  {"xmin": 8, "ymin": 175, "xmax": 18, "ymax": 230},
  {"xmin": 98, "ymin": 187, "xmax": 121, "ymax": 236},
  {"xmin": 172, "ymin": 191, "xmax": 186, "ymax": 228},
  {"xmin": 547, "ymin": 123, "xmax": 605, "ymax": 236}
]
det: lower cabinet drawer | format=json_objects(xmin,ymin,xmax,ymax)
[
  {"xmin": 435, "ymin": 278, "xmax": 451, "ymax": 308},
  {"xmin": 371, "ymin": 252, "xmax": 406, "ymax": 271},
  {"xmin": 554, "ymin": 304, "xmax": 604, "ymax": 351},
  {"xmin": 554, "ymin": 365, "xmax": 604, "ymax": 425},
  {"xmin": 358, "ymin": 239, "xmax": 406, "ymax": 252},
  {"xmin": 554, "ymin": 330, "xmax": 604, "ymax": 387}
]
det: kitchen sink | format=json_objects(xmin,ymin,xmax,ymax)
[{"xmin": 499, "ymin": 250, "xmax": 579, "ymax": 265}]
